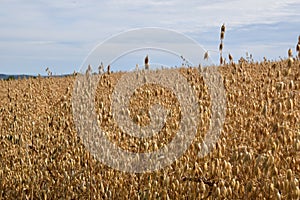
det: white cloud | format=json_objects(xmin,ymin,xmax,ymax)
[{"xmin": 0, "ymin": 0, "xmax": 299, "ymax": 74}]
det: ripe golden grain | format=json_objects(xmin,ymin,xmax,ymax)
[
  {"xmin": 288, "ymin": 48, "xmax": 293, "ymax": 58},
  {"xmin": 288, "ymin": 57, "xmax": 294, "ymax": 68},
  {"xmin": 289, "ymin": 80, "xmax": 295, "ymax": 90},
  {"xmin": 229, "ymin": 53, "xmax": 233, "ymax": 63},
  {"xmin": 1, "ymin": 58, "xmax": 300, "ymax": 199},
  {"xmin": 287, "ymin": 169, "xmax": 293, "ymax": 181}
]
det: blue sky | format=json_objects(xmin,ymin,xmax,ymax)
[{"xmin": 0, "ymin": 0, "xmax": 299, "ymax": 75}]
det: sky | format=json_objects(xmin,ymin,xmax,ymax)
[{"xmin": 0, "ymin": 0, "xmax": 299, "ymax": 75}]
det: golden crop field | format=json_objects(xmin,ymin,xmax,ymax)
[{"xmin": 0, "ymin": 58, "xmax": 300, "ymax": 199}]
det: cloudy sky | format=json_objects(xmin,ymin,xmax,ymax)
[{"xmin": 0, "ymin": 0, "xmax": 299, "ymax": 75}]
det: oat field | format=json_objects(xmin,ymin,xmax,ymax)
[{"xmin": 0, "ymin": 59, "xmax": 299, "ymax": 199}]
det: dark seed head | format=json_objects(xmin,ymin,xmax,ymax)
[{"xmin": 221, "ymin": 24, "xmax": 226, "ymax": 33}]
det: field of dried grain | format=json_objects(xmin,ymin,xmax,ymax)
[{"xmin": 0, "ymin": 59, "xmax": 299, "ymax": 199}]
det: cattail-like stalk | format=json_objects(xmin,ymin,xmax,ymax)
[{"xmin": 219, "ymin": 24, "xmax": 226, "ymax": 65}]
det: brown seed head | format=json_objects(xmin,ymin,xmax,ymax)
[
  {"xmin": 204, "ymin": 51, "xmax": 209, "ymax": 60},
  {"xmin": 107, "ymin": 65, "xmax": 111, "ymax": 74},
  {"xmin": 221, "ymin": 24, "xmax": 226, "ymax": 33},
  {"xmin": 229, "ymin": 53, "xmax": 233, "ymax": 62},
  {"xmin": 220, "ymin": 31, "xmax": 225, "ymax": 40},
  {"xmin": 219, "ymin": 42, "xmax": 223, "ymax": 52},
  {"xmin": 145, "ymin": 55, "xmax": 149, "ymax": 65},
  {"xmin": 145, "ymin": 55, "xmax": 149, "ymax": 70}
]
